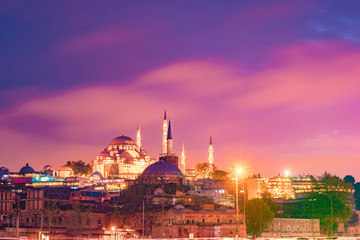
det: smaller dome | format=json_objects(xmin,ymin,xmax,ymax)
[
  {"xmin": 19, "ymin": 163, "xmax": 35, "ymax": 175},
  {"xmin": 59, "ymin": 165, "xmax": 72, "ymax": 171},
  {"xmin": 91, "ymin": 171, "xmax": 103, "ymax": 179},
  {"xmin": 110, "ymin": 135, "xmax": 136, "ymax": 146},
  {"xmin": 173, "ymin": 204, "xmax": 185, "ymax": 210},
  {"xmin": 99, "ymin": 151, "xmax": 110, "ymax": 157},
  {"xmin": 42, "ymin": 165, "xmax": 54, "ymax": 171}
]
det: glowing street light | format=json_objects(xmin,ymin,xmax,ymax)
[
  {"xmin": 240, "ymin": 189, "xmax": 246, "ymax": 237},
  {"xmin": 235, "ymin": 168, "xmax": 243, "ymax": 239},
  {"xmin": 111, "ymin": 226, "xmax": 116, "ymax": 240}
]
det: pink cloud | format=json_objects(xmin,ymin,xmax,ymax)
[
  {"xmin": 137, "ymin": 60, "xmax": 242, "ymax": 97},
  {"xmin": 232, "ymin": 41, "xmax": 360, "ymax": 111}
]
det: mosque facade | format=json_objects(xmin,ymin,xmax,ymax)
[{"xmin": 91, "ymin": 123, "xmax": 157, "ymax": 179}]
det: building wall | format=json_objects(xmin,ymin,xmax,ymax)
[
  {"xmin": 263, "ymin": 218, "xmax": 320, "ymax": 237},
  {"xmin": 19, "ymin": 209, "xmax": 105, "ymax": 230},
  {"xmin": 151, "ymin": 208, "xmax": 246, "ymax": 238},
  {"xmin": 0, "ymin": 189, "xmax": 15, "ymax": 214},
  {"xmin": 0, "ymin": 188, "xmax": 16, "ymax": 227}
]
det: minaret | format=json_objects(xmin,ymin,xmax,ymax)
[
  {"xmin": 181, "ymin": 143, "xmax": 186, "ymax": 174},
  {"xmin": 159, "ymin": 118, "xmax": 178, "ymax": 168},
  {"xmin": 166, "ymin": 120, "xmax": 173, "ymax": 154},
  {"xmin": 208, "ymin": 136, "xmax": 214, "ymax": 177},
  {"xmin": 136, "ymin": 122, "xmax": 141, "ymax": 148},
  {"xmin": 162, "ymin": 110, "xmax": 168, "ymax": 155}
]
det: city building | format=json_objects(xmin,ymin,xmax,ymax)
[
  {"xmin": 195, "ymin": 178, "xmax": 228, "ymax": 205},
  {"xmin": 246, "ymin": 175, "xmax": 314, "ymax": 200}
]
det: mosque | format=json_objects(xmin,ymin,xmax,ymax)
[
  {"xmin": 91, "ymin": 122, "xmax": 156, "ymax": 179},
  {"xmin": 91, "ymin": 111, "xmax": 214, "ymax": 181}
]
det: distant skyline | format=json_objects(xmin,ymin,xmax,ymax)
[{"xmin": 1, "ymin": 1, "xmax": 360, "ymax": 180}]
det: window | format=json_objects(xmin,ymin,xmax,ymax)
[
  {"xmin": 229, "ymin": 219, "xmax": 232, "ymax": 224},
  {"xmin": 191, "ymin": 219, "xmax": 195, "ymax": 224},
  {"xmin": 202, "ymin": 219, "xmax": 205, "ymax": 223},
  {"xmin": 186, "ymin": 219, "xmax": 190, "ymax": 224},
  {"xmin": 217, "ymin": 219, "xmax": 220, "ymax": 224}
]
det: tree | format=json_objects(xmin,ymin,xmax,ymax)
[
  {"xmin": 343, "ymin": 175, "xmax": 355, "ymax": 186},
  {"xmin": 194, "ymin": 163, "xmax": 216, "ymax": 179},
  {"xmin": 354, "ymin": 182, "xmax": 360, "ymax": 210},
  {"xmin": 44, "ymin": 202, "xmax": 58, "ymax": 233},
  {"xmin": 70, "ymin": 160, "xmax": 92, "ymax": 177},
  {"xmin": 303, "ymin": 173, "xmax": 353, "ymax": 235},
  {"xmin": 213, "ymin": 170, "xmax": 228, "ymax": 180},
  {"xmin": 262, "ymin": 193, "xmax": 279, "ymax": 214},
  {"xmin": 245, "ymin": 198, "xmax": 275, "ymax": 237}
]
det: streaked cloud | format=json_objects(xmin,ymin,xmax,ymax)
[{"xmin": 53, "ymin": 25, "xmax": 141, "ymax": 55}]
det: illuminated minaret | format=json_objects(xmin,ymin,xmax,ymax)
[
  {"xmin": 181, "ymin": 143, "xmax": 186, "ymax": 174},
  {"xmin": 136, "ymin": 122, "xmax": 141, "ymax": 148},
  {"xmin": 162, "ymin": 110, "xmax": 168, "ymax": 154},
  {"xmin": 166, "ymin": 120, "xmax": 173, "ymax": 154},
  {"xmin": 159, "ymin": 118, "xmax": 178, "ymax": 168},
  {"xmin": 208, "ymin": 136, "xmax": 214, "ymax": 176}
]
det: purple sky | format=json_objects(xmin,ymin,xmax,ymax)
[{"xmin": 1, "ymin": 0, "xmax": 360, "ymax": 180}]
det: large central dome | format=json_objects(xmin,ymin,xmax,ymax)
[
  {"xmin": 110, "ymin": 135, "xmax": 137, "ymax": 146},
  {"xmin": 137, "ymin": 160, "xmax": 184, "ymax": 185}
]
